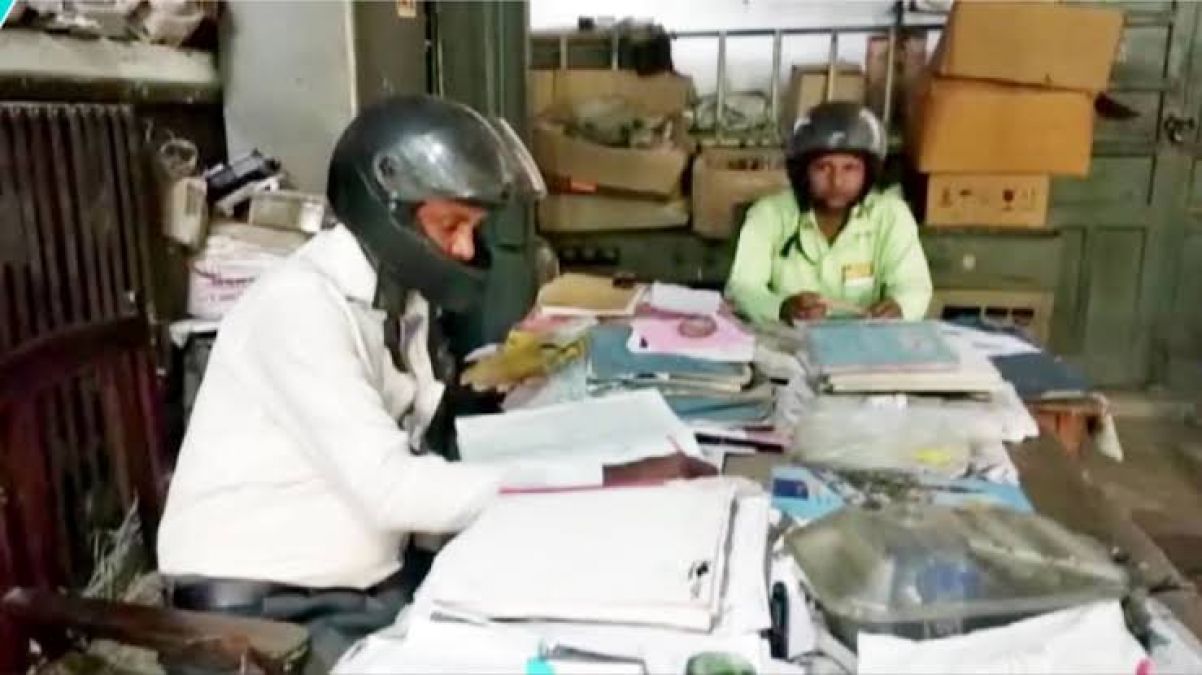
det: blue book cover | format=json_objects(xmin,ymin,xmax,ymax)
[
  {"xmin": 588, "ymin": 325, "xmax": 748, "ymax": 382},
  {"xmin": 807, "ymin": 321, "xmax": 959, "ymax": 374},
  {"xmin": 944, "ymin": 316, "xmax": 1091, "ymax": 398}
]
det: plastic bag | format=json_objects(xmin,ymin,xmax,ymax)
[{"xmin": 789, "ymin": 398, "xmax": 974, "ymax": 477}]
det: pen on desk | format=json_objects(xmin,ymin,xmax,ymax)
[{"xmin": 693, "ymin": 432, "xmax": 783, "ymax": 452}]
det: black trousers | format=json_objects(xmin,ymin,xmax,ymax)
[{"xmin": 164, "ymin": 549, "xmax": 434, "ymax": 674}]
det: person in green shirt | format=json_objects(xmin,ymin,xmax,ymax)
[{"xmin": 726, "ymin": 102, "xmax": 932, "ymax": 325}]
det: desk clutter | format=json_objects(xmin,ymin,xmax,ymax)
[{"xmin": 334, "ymin": 271, "xmax": 1202, "ymax": 674}]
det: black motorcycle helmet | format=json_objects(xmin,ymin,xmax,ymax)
[
  {"xmin": 326, "ymin": 95, "xmax": 545, "ymax": 314},
  {"xmin": 785, "ymin": 102, "xmax": 886, "ymax": 211}
]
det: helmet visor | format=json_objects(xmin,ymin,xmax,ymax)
[
  {"xmin": 488, "ymin": 117, "xmax": 548, "ymax": 202},
  {"xmin": 372, "ymin": 116, "xmax": 546, "ymax": 207}
]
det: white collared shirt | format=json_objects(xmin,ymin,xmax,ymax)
[{"xmin": 158, "ymin": 225, "xmax": 513, "ymax": 589}]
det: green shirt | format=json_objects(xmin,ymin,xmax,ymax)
[{"xmin": 725, "ymin": 188, "xmax": 933, "ymax": 324}]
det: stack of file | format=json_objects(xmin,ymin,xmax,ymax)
[
  {"xmin": 587, "ymin": 324, "xmax": 772, "ymax": 424},
  {"xmin": 334, "ymin": 479, "xmax": 773, "ymax": 674},
  {"xmin": 806, "ymin": 321, "xmax": 1005, "ymax": 394},
  {"xmin": 537, "ymin": 273, "xmax": 644, "ymax": 317}
]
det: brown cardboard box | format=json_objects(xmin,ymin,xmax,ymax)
[
  {"xmin": 865, "ymin": 31, "xmax": 928, "ymax": 127},
  {"xmin": 530, "ymin": 70, "xmax": 556, "ymax": 119},
  {"xmin": 530, "ymin": 69, "xmax": 694, "ymax": 198},
  {"xmin": 935, "ymin": 2, "xmax": 1123, "ymax": 93},
  {"xmin": 925, "ymin": 174, "xmax": 1050, "ymax": 227},
  {"xmin": 692, "ymin": 148, "xmax": 790, "ymax": 240},
  {"xmin": 531, "ymin": 69, "xmax": 693, "ymax": 118},
  {"xmin": 538, "ymin": 193, "xmax": 689, "ymax": 233},
  {"xmin": 911, "ymin": 77, "xmax": 1095, "ymax": 176},
  {"xmin": 533, "ymin": 122, "xmax": 689, "ymax": 198},
  {"xmin": 783, "ymin": 65, "xmax": 866, "ymax": 130}
]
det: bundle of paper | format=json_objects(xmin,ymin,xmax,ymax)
[
  {"xmin": 460, "ymin": 316, "xmax": 595, "ymax": 392},
  {"xmin": 645, "ymin": 282, "xmax": 722, "ymax": 316},
  {"xmin": 332, "ymin": 480, "xmax": 774, "ymax": 675},
  {"xmin": 537, "ymin": 273, "xmax": 644, "ymax": 317},
  {"xmin": 589, "ymin": 324, "xmax": 753, "ymax": 392},
  {"xmin": 807, "ymin": 321, "xmax": 1005, "ymax": 394},
  {"xmin": 628, "ymin": 312, "xmax": 756, "ymax": 364}
]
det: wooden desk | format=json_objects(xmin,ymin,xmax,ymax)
[
  {"xmin": 725, "ymin": 434, "xmax": 1202, "ymax": 640},
  {"xmin": 1027, "ymin": 397, "xmax": 1105, "ymax": 459}
]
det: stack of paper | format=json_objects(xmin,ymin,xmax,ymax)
[
  {"xmin": 334, "ymin": 480, "xmax": 774, "ymax": 675},
  {"xmin": 537, "ymin": 273, "xmax": 644, "ymax": 317},
  {"xmin": 808, "ymin": 321, "xmax": 959, "ymax": 374},
  {"xmin": 806, "ymin": 322, "xmax": 1005, "ymax": 394},
  {"xmin": 645, "ymin": 282, "xmax": 722, "ymax": 316},
  {"xmin": 588, "ymin": 324, "xmax": 769, "ymax": 424},
  {"xmin": 456, "ymin": 389, "xmax": 701, "ymax": 488},
  {"xmin": 628, "ymin": 312, "xmax": 756, "ymax": 363},
  {"xmin": 420, "ymin": 480, "xmax": 738, "ymax": 629},
  {"xmin": 589, "ymin": 325, "xmax": 753, "ymax": 393}
]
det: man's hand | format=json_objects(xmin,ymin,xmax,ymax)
[
  {"xmin": 867, "ymin": 298, "xmax": 903, "ymax": 319},
  {"xmin": 603, "ymin": 453, "xmax": 718, "ymax": 487},
  {"xmin": 780, "ymin": 292, "xmax": 828, "ymax": 324}
]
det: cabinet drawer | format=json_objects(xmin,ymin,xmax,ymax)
[{"xmin": 921, "ymin": 231, "xmax": 1063, "ymax": 291}]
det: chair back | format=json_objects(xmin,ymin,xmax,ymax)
[{"xmin": 0, "ymin": 316, "xmax": 166, "ymax": 670}]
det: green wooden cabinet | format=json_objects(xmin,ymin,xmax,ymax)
[
  {"xmin": 434, "ymin": 1, "xmax": 540, "ymax": 353},
  {"xmin": 1047, "ymin": 1, "xmax": 1202, "ymax": 387}
]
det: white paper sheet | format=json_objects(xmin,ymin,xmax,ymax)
[
  {"xmin": 858, "ymin": 601, "xmax": 1148, "ymax": 675},
  {"xmin": 418, "ymin": 479, "xmax": 739, "ymax": 631},
  {"xmin": 456, "ymin": 389, "xmax": 700, "ymax": 467},
  {"xmin": 714, "ymin": 494, "xmax": 772, "ymax": 636},
  {"xmin": 335, "ymin": 612, "xmax": 765, "ymax": 675},
  {"xmin": 647, "ymin": 282, "xmax": 722, "ymax": 316},
  {"xmin": 628, "ymin": 314, "xmax": 756, "ymax": 363}
]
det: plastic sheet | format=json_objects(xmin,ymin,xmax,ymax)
[
  {"xmin": 785, "ymin": 503, "xmax": 1128, "ymax": 648},
  {"xmin": 790, "ymin": 399, "xmax": 974, "ymax": 477}
]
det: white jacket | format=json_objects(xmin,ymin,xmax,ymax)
[{"xmin": 157, "ymin": 225, "xmax": 503, "ymax": 589}]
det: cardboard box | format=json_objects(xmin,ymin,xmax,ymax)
[
  {"xmin": 925, "ymin": 174, "xmax": 1050, "ymax": 227},
  {"xmin": 935, "ymin": 2, "xmax": 1123, "ymax": 93},
  {"xmin": 530, "ymin": 70, "xmax": 555, "ymax": 119},
  {"xmin": 531, "ymin": 69, "xmax": 693, "ymax": 118},
  {"xmin": 783, "ymin": 64, "xmax": 866, "ymax": 130},
  {"xmin": 248, "ymin": 190, "xmax": 326, "ymax": 234},
  {"xmin": 538, "ymin": 193, "xmax": 689, "ymax": 233},
  {"xmin": 911, "ymin": 77, "xmax": 1095, "ymax": 176},
  {"xmin": 533, "ymin": 122, "xmax": 689, "ymax": 198},
  {"xmin": 866, "ymin": 31, "xmax": 928, "ymax": 127},
  {"xmin": 531, "ymin": 69, "xmax": 694, "ymax": 198},
  {"xmin": 692, "ymin": 148, "xmax": 790, "ymax": 240}
]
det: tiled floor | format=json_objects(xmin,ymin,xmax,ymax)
[{"xmin": 1084, "ymin": 416, "xmax": 1202, "ymax": 588}]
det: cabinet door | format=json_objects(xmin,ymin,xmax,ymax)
[
  {"xmin": 1050, "ymin": 1, "xmax": 1200, "ymax": 386},
  {"xmin": 1163, "ymin": 8, "xmax": 1202, "ymax": 393},
  {"xmin": 436, "ymin": 1, "xmax": 539, "ymax": 353}
]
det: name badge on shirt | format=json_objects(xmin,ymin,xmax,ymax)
[{"xmin": 843, "ymin": 262, "xmax": 874, "ymax": 287}]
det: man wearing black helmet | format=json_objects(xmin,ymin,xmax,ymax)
[
  {"xmin": 156, "ymin": 96, "xmax": 712, "ymax": 670},
  {"xmin": 726, "ymin": 102, "xmax": 932, "ymax": 324}
]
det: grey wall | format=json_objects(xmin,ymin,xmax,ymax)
[{"xmin": 221, "ymin": 0, "xmax": 427, "ymax": 193}]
